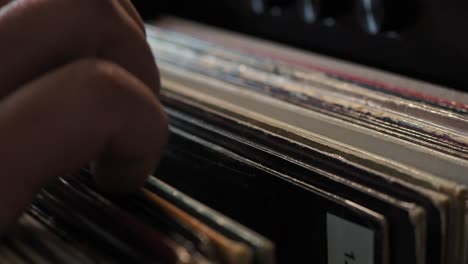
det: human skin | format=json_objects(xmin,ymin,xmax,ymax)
[{"xmin": 0, "ymin": 0, "xmax": 168, "ymax": 230}]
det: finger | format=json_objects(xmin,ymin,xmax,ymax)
[
  {"xmin": 0, "ymin": 58, "xmax": 168, "ymax": 230},
  {"xmin": 1, "ymin": 0, "xmax": 145, "ymax": 37},
  {"xmin": 116, "ymin": 0, "xmax": 146, "ymax": 36},
  {"xmin": 0, "ymin": 0, "xmax": 159, "ymax": 98}
]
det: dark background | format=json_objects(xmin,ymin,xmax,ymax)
[{"xmin": 132, "ymin": 0, "xmax": 468, "ymax": 92}]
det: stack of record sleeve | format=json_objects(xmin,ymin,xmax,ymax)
[
  {"xmin": 3, "ymin": 17, "xmax": 468, "ymax": 264},
  {"xmin": 1, "ymin": 170, "xmax": 274, "ymax": 264}
]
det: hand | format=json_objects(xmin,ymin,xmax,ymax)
[{"xmin": 0, "ymin": 0, "xmax": 168, "ymax": 230}]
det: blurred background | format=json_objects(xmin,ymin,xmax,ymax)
[{"xmin": 132, "ymin": 0, "xmax": 468, "ymax": 92}]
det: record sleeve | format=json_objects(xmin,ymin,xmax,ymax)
[
  {"xmin": 147, "ymin": 23, "xmax": 468, "ymax": 262},
  {"xmin": 144, "ymin": 19, "xmax": 468, "ymax": 263},
  {"xmin": 162, "ymin": 93, "xmax": 452, "ymax": 264},
  {"xmin": 155, "ymin": 123, "xmax": 423, "ymax": 264}
]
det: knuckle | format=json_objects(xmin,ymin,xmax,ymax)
[
  {"xmin": 66, "ymin": 59, "xmax": 137, "ymax": 103},
  {"xmin": 65, "ymin": 58, "xmax": 166, "ymax": 149},
  {"xmin": 69, "ymin": 58, "xmax": 122, "ymax": 87},
  {"xmin": 67, "ymin": 59, "xmax": 159, "ymax": 114}
]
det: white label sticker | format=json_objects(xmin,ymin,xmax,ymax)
[{"xmin": 327, "ymin": 213, "xmax": 374, "ymax": 264}]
